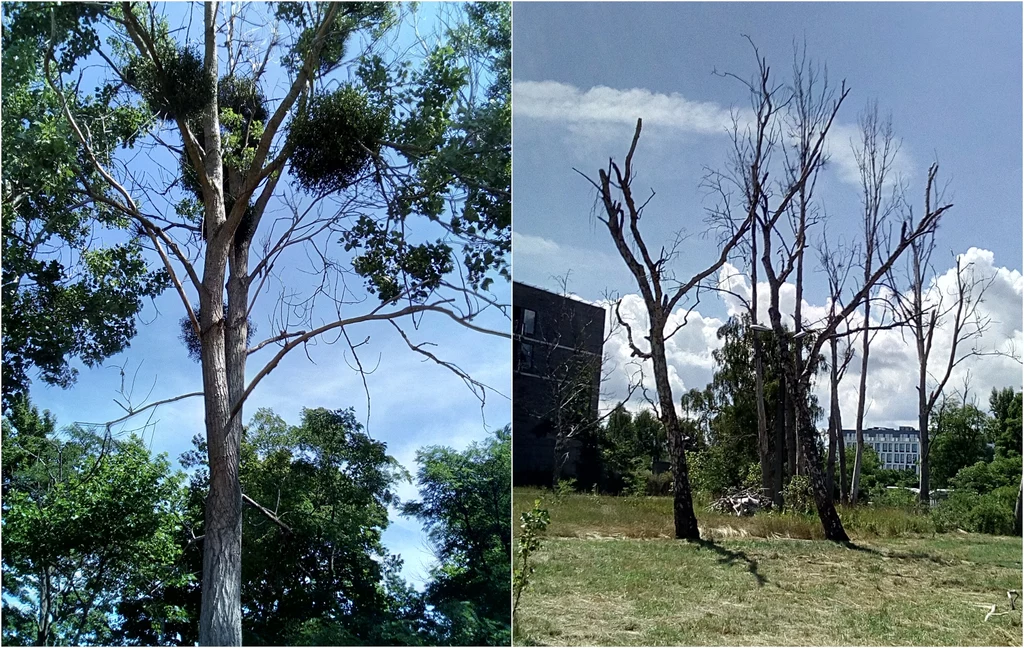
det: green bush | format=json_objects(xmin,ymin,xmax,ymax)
[
  {"xmin": 869, "ymin": 486, "xmax": 919, "ymax": 510},
  {"xmin": 689, "ymin": 449, "xmax": 731, "ymax": 497},
  {"xmin": 628, "ymin": 468, "xmax": 672, "ymax": 496},
  {"xmin": 967, "ymin": 495, "xmax": 1014, "ymax": 535},
  {"xmin": 783, "ymin": 475, "xmax": 814, "ymax": 515},
  {"xmin": 932, "ymin": 487, "xmax": 1016, "ymax": 535}
]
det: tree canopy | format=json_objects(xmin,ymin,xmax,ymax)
[{"xmin": 404, "ymin": 427, "xmax": 512, "ymax": 645}]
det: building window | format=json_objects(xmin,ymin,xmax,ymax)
[
  {"xmin": 912, "ymin": 443, "xmax": 918, "ymax": 453},
  {"xmin": 886, "ymin": 453, "xmax": 892, "ymax": 463},
  {"xmin": 515, "ymin": 341, "xmax": 535, "ymax": 372},
  {"xmin": 523, "ymin": 309, "xmax": 536, "ymax": 336},
  {"xmin": 513, "ymin": 307, "xmax": 537, "ymax": 337}
]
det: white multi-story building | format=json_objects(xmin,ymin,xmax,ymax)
[{"xmin": 842, "ymin": 426, "xmax": 920, "ymax": 474}]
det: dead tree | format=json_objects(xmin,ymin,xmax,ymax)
[
  {"xmin": 849, "ymin": 104, "xmax": 901, "ymax": 504},
  {"xmin": 888, "ymin": 175, "xmax": 997, "ymax": 504},
  {"xmin": 581, "ymin": 119, "xmax": 751, "ymax": 540},
  {"xmin": 705, "ymin": 43, "xmax": 845, "ymax": 509},
  {"xmin": 819, "ymin": 234, "xmax": 856, "ymax": 503}
]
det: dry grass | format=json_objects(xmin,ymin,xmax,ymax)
[{"xmin": 513, "ymin": 488, "xmax": 1023, "ymax": 646}]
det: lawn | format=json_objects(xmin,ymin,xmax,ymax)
[{"xmin": 513, "ymin": 488, "xmax": 1023, "ymax": 646}]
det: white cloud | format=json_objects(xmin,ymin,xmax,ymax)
[
  {"xmin": 514, "ymin": 80, "xmax": 738, "ymax": 135},
  {"xmin": 515, "ymin": 80, "xmax": 916, "ymax": 188},
  {"xmin": 512, "ymin": 231, "xmax": 562, "ymax": 257},
  {"xmin": 598, "ymin": 248, "xmax": 1022, "ymax": 429}
]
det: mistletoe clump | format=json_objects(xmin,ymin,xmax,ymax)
[
  {"xmin": 124, "ymin": 44, "xmax": 213, "ymax": 122},
  {"xmin": 288, "ymin": 86, "xmax": 388, "ymax": 194}
]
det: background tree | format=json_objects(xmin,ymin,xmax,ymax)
[
  {"xmin": 888, "ymin": 172, "xmax": 997, "ymax": 504},
  {"xmin": 819, "ymin": 235, "xmax": 857, "ymax": 502},
  {"xmin": 987, "ymin": 387, "xmax": 1022, "ymax": 460},
  {"xmin": 404, "ymin": 427, "xmax": 511, "ymax": 646},
  {"xmin": 12, "ymin": 3, "xmax": 511, "ymax": 643},
  {"xmin": 929, "ymin": 398, "xmax": 992, "ymax": 489},
  {"xmin": 849, "ymin": 104, "xmax": 901, "ymax": 504},
  {"xmin": 117, "ymin": 406, "xmax": 429, "ymax": 646},
  {"xmin": 1, "ymin": 401, "xmax": 186, "ymax": 646}
]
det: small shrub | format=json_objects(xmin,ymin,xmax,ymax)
[
  {"xmin": 869, "ymin": 487, "xmax": 919, "ymax": 510},
  {"xmin": 645, "ymin": 469, "xmax": 673, "ymax": 496},
  {"xmin": 783, "ymin": 475, "xmax": 815, "ymax": 515},
  {"xmin": 513, "ymin": 499, "xmax": 550, "ymax": 622},
  {"xmin": 553, "ymin": 478, "xmax": 577, "ymax": 502},
  {"xmin": 740, "ymin": 462, "xmax": 762, "ymax": 491}
]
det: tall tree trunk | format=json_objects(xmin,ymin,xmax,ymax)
[
  {"xmin": 769, "ymin": 301, "xmax": 849, "ymax": 541},
  {"xmin": 772, "ymin": 377, "xmax": 786, "ymax": 509},
  {"xmin": 827, "ymin": 339, "xmax": 841, "ymax": 501},
  {"xmin": 750, "ymin": 222, "xmax": 773, "ymax": 503},
  {"xmin": 794, "ymin": 374, "xmax": 849, "ymax": 541},
  {"xmin": 753, "ymin": 337, "xmax": 772, "ymax": 501},
  {"xmin": 36, "ymin": 566, "xmax": 52, "ymax": 646},
  {"xmin": 837, "ymin": 409, "xmax": 848, "ymax": 505},
  {"xmin": 850, "ymin": 297, "xmax": 871, "ymax": 504},
  {"xmin": 918, "ymin": 407, "xmax": 930, "ymax": 506},
  {"xmin": 786, "ymin": 390, "xmax": 797, "ymax": 478},
  {"xmin": 1014, "ymin": 474, "xmax": 1023, "ymax": 536},
  {"xmin": 197, "ymin": 5, "xmax": 241, "ymax": 640},
  {"xmin": 651, "ymin": 330, "xmax": 700, "ymax": 540}
]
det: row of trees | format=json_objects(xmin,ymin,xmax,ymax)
[
  {"xmin": 588, "ymin": 377, "xmax": 1021, "ymax": 535},
  {"xmin": 2, "ymin": 3, "xmax": 511, "ymax": 643},
  {"xmin": 2, "ymin": 398, "xmax": 511, "ymax": 646},
  {"xmin": 582, "ymin": 42, "xmax": 1014, "ymax": 542}
]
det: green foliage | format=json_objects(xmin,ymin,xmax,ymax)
[
  {"xmin": 597, "ymin": 407, "xmax": 666, "ymax": 494},
  {"xmin": 2, "ymin": 4, "xmax": 167, "ymax": 406},
  {"xmin": 689, "ymin": 447, "xmax": 732, "ymax": 497},
  {"xmin": 949, "ymin": 457, "xmax": 1021, "ymax": 495},
  {"xmin": 987, "ymin": 387, "xmax": 1022, "ymax": 459},
  {"xmin": 932, "ymin": 488, "xmax": 1017, "ymax": 536},
  {"xmin": 930, "ymin": 399, "xmax": 992, "ymax": 488},
  {"xmin": 274, "ymin": 3, "xmax": 395, "ymax": 74},
  {"xmin": 1, "ymin": 399, "xmax": 186, "ymax": 646},
  {"xmin": 513, "ymin": 499, "xmax": 550, "ymax": 625},
  {"xmin": 783, "ymin": 475, "xmax": 815, "ymax": 514},
  {"xmin": 404, "ymin": 426, "xmax": 511, "ymax": 645},
  {"xmin": 124, "ymin": 43, "xmax": 213, "ymax": 122},
  {"xmin": 288, "ymin": 85, "xmax": 389, "ymax": 193},
  {"xmin": 356, "ymin": 2, "xmax": 511, "ymax": 291},
  {"xmin": 680, "ymin": 317, "xmax": 825, "ymax": 494},
  {"xmin": 343, "ymin": 216, "xmax": 454, "ymax": 303},
  {"xmin": 125, "ymin": 407, "xmax": 421, "ymax": 646},
  {"xmin": 867, "ymin": 486, "xmax": 919, "ymax": 510}
]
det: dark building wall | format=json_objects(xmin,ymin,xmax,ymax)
[{"xmin": 513, "ymin": 282, "xmax": 605, "ymax": 486}]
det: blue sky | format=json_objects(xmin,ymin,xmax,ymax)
[
  {"xmin": 513, "ymin": 2, "xmax": 1022, "ymax": 425},
  {"xmin": 29, "ymin": 2, "xmax": 510, "ymax": 589}
]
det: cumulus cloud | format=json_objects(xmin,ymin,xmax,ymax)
[{"xmin": 599, "ymin": 248, "xmax": 1022, "ymax": 429}]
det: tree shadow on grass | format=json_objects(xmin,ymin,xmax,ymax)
[
  {"xmin": 841, "ymin": 541, "xmax": 963, "ymax": 566},
  {"xmin": 693, "ymin": 539, "xmax": 768, "ymax": 587}
]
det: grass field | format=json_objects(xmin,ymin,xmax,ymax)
[{"xmin": 513, "ymin": 488, "xmax": 1023, "ymax": 646}]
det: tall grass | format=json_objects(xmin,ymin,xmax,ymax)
[{"xmin": 516, "ymin": 487, "xmax": 950, "ymax": 541}]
